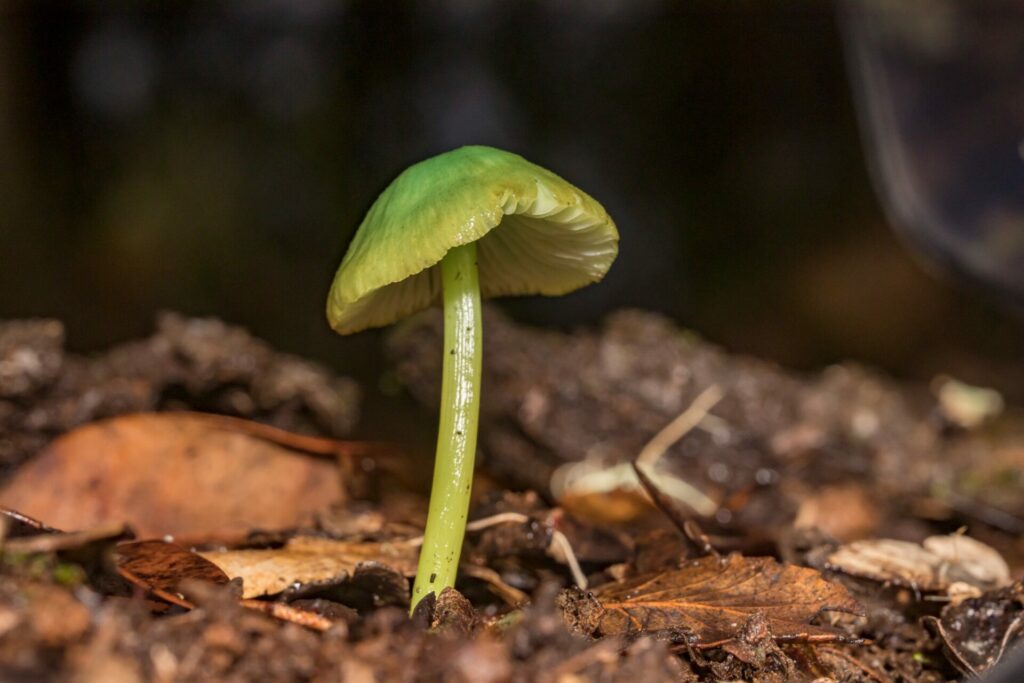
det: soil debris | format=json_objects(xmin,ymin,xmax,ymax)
[
  {"xmin": 0, "ymin": 310, "xmax": 1022, "ymax": 681},
  {"xmin": 0, "ymin": 313, "xmax": 360, "ymax": 478},
  {"xmin": 387, "ymin": 306, "xmax": 967, "ymax": 554}
]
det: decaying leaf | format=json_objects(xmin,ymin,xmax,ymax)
[
  {"xmin": 826, "ymin": 533, "xmax": 1010, "ymax": 595},
  {"xmin": 924, "ymin": 581, "xmax": 1024, "ymax": 676},
  {"xmin": 115, "ymin": 541, "xmax": 352, "ymax": 630},
  {"xmin": 198, "ymin": 536, "xmax": 418, "ymax": 599},
  {"xmin": 0, "ymin": 412, "xmax": 358, "ymax": 540},
  {"xmin": 922, "ymin": 534, "xmax": 1011, "ymax": 589},
  {"xmin": 826, "ymin": 539, "xmax": 941, "ymax": 590},
  {"xmin": 116, "ymin": 540, "xmax": 231, "ymax": 608},
  {"xmin": 585, "ymin": 554, "xmax": 861, "ymax": 647}
]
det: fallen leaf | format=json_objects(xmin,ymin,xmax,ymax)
[
  {"xmin": 922, "ymin": 534, "xmax": 1011, "ymax": 589},
  {"xmin": 826, "ymin": 533, "xmax": 1011, "ymax": 594},
  {"xmin": 587, "ymin": 554, "xmax": 861, "ymax": 647},
  {"xmin": 924, "ymin": 581, "xmax": 1024, "ymax": 676},
  {"xmin": 114, "ymin": 542, "xmax": 352, "ymax": 630},
  {"xmin": 198, "ymin": 535, "xmax": 418, "ymax": 599},
  {"xmin": 116, "ymin": 540, "xmax": 231, "ymax": 608},
  {"xmin": 0, "ymin": 412, "xmax": 356, "ymax": 540},
  {"xmin": 826, "ymin": 539, "xmax": 942, "ymax": 591}
]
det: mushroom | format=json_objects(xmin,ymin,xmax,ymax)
[{"xmin": 327, "ymin": 145, "xmax": 618, "ymax": 608}]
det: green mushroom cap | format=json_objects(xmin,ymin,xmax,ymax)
[{"xmin": 327, "ymin": 145, "xmax": 619, "ymax": 334}]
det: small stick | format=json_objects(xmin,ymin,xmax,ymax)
[
  {"xmin": 180, "ymin": 411, "xmax": 387, "ymax": 458},
  {"xmin": 407, "ymin": 511, "xmax": 588, "ymax": 590},
  {"xmin": 404, "ymin": 511, "xmax": 531, "ymax": 548},
  {"xmin": 632, "ymin": 384, "xmax": 725, "ymax": 557},
  {"xmin": 550, "ymin": 528, "xmax": 589, "ymax": 590},
  {"xmin": 634, "ymin": 463, "xmax": 718, "ymax": 558},
  {"xmin": 458, "ymin": 564, "xmax": 529, "ymax": 606},
  {"xmin": 635, "ymin": 384, "xmax": 724, "ymax": 469},
  {"xmin": 632, "ymin": 385, "xmax": 723, "ymax": 518},
  {"xmin": 240, "ymin": 599, "xmax": 333, "ymax": 631}
]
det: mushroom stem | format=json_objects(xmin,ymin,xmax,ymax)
[{"xmin": 410, "ymin": 241, "xmax": 482, "ymax": 610}]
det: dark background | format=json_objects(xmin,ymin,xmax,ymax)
[{"xmin": 1, "ymin": 1, "xmax": 1021, "ymax": 407}]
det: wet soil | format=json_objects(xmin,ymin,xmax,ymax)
[{"xmin": 0, "ymin": 308, "xmax": 1021, "ymax": 682}]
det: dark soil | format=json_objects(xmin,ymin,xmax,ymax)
[{"xmin": 0, "ymin": 309, "xmax": 1021, "ymax": 682}]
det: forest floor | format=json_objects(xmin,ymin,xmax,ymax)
[{"xmin": 0, "ymin": 309, "xmax": 1021, "ymax": 682}]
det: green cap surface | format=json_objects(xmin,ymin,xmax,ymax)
[{"xmin": 327, "ymin": 145, "xmax": 619, "ymax": 334}]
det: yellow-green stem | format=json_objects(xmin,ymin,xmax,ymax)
[{"xmin": 410, "ymin": 242, "xmax": 482, "ymax": 611}]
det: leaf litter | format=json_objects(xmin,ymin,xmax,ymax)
[
  {"xmin": 826, "ymin": 533, "xmax": 1011, "ymax": 596},
  {"xmin": 573, "ymin": 554, "xmax": 862, "ymax": 647},
  {"xmin": 0, "ymin": 411, "xmax": 373, "ymax": 542},
  {"xmin": 0, "ymin": 310, "xmax": 1023, "ymax": 681}
]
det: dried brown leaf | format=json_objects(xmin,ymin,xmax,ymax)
[
  {"xmin": 590, "ymin": 554, "xmax": 861, "ymax": 647},
  {"xmin": 198, "ymin": 535, "xmax": 418, "ymax": 599},
  {"xmin": 922, "ymin": 534, "xmax": 1011, "ymax": 589},
  {"xmin": 116, "ymin": 540, "xmax": 231, "ymax": 608},
  {"xmin": 0, "ymin": 412, "xmax": 353, "ymax": 540},
  {"xmin": 826, "ymin": 533, "xmax": 1010, "ymax": 594},
  {"xmin": 826, "ymin": 539, "xmax": 942, "ymax": 590}
]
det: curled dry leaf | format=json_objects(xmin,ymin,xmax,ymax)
[
  {"xmin": 0, "ymin": 412, "xmax": 359, "ymax": 541},
  {"xmin": 583, "ymin": 554, "xmax": 861, "ymax": 648},
  {"xmin": 826, "ymin": 533, "xmax": 1010, "ymax": 595},
  {"xmin": 922, "ymin": 534, "xmax": 1011, "ymax": 589},
  {"xmin": 826, "ymin": 540, "xmax": 941, "ymax": 591},
  {"xmin": 198, "ymin": 536, "xmax": 419, "ymax": 599},
  {"xmin": 924, "ymin": 581, "xmax": 1024, "ymax": 676}
]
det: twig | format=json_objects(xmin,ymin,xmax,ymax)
[
  {"xmin": 458, "ymin": 564, "xmax": 528, "ymax": 606},
  {"xmin": 240, "ymin": 599, "xmax": 333, "ymax": 631},
  {"xmin": 407, "ymin": 511, "xmax": 588, "ymax": 590},
  {"xmin": 404, "ymin": 512, "xmax": 532, "ymax": 548},
  {"xmin": 549, "ymin": 528, "xmax": 589, "ymax": 590},
  {"xmin": 636, "ymin": 384, "xmax": 724, "ymax": 469},
  {"xmin": 634, "ymin": 463, "xmax": 718, "ymax": 558},
  {"xmin": 2, "ymin": 523, "xmax": 130, "ymax": 554},
  {"xmin": 633, "ymin": 385, "xmax": 724, "ymax": 517}
]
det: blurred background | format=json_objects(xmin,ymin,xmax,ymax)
[{"xmin": 1, "ymin": 0, "xmax": 1022, "ymax": 404}]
